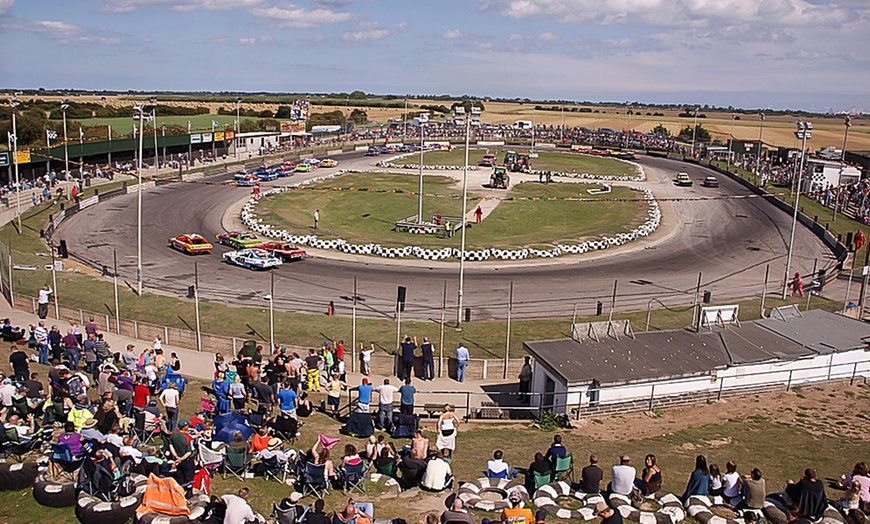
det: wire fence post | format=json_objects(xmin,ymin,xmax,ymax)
[
  {"xmin": 648, "ymin": 384, "xmax": 655, "ymax": 412},
  {"xmin": 786, "ymin": 370, "xmax": 793, "ymax": 391},
  {"xmin": 851, "ymin": 362, "xmax": 858, "ymax": 385},
  {"xmin": 465, "ymin": 392, "xmax": 471, "ymax": 420}
]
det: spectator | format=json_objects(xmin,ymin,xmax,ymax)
[
  {"xmin": 399, "ymin": 378, "xmax": 416, "ymax": 415},
  {"xmin": 501, "ymin": 490, "xmax": 534, "ymax": 524},
  {"xmin": 9, "ymin": 344, "xmax": 29, "ymax": 382},
  {"xmin": 742, "ymin": 468, "xmax": 766, "ymax": 511},
  {"xmin": 400, "ymin": 335, "xmax": 417, "ymax": 381},
  {"xmin": 487, "ymin": 450, "xmax": 516, "ymax": 479},
  {"xmin": 222, "ymin": 487, "xmax": 265, "ymax": 524},
  {"xmin": 710, "ymin": 463, "xmax": 723, "ymax": 497},
  {"xmin": 57, "ymin": 420, "xmax": 82, "ymax": 456},
  {"xmin": 723, "ymin": 461, "xmax": 743, "ymax": 506},
  {"xmin": 421, "ymin": 452, "xmax": 452, "ymax": 491},
  {"xmin": 436, "ymin": 404, "xmax": 460, "ymax": 459},
  {"xmin": 682, "ymin": 455, "xmax": 711, "ymax": 502},
  {"xmin": 441, "ymin": 498, "xmax": 475, "ymax": 524},
  {"xmin": 375, "ymin": 378, "xmax": 398, "ymax": 431},
  {"xmin": 169, "ymin": 419, "xmax": 195, "ymax": 486},
  {"xmin": 640, "ymin": 454, "xmax": 662, "ymax": 495},
  {"xmin": 306, "ymin": 499, "xmax": 329, "ymax": 524},
  {"xmin": 159, "ymin": 382, "xmax": 180, "ymax": 431},
  {"xmin": 595, "ymin": 501, "xmax": 623, "ymax": 524},
  {"xmin": 610, "ymin": 454, "xmax": 636, "ymax": 495},
  {"xmin": 544, "ymin": 435, "xmax": 567, "ymax": 466},
  {"xmin": 785, "ymin": 468, "xmax": 828, "ymax": 521},
  {"xmin": 455, "ymin": 342, "xmax": 469, "ymax": 382},
  {"xmin": 354, "ymin": 378, "xmax": 373, "ymax": 413},
  {"xmin": 411, "ymin": 429, "xmax": 429, "ymax": 460}
]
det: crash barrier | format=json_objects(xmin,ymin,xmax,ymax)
[{"xmin": 244, "ymin": 172, "xmax": 661, "ymax": 261}]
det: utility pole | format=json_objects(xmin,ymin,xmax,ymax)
[
  {"xmin": 782, "ymin": 120, "xmax": 812, "ymax": 299},
  {"xmin": 833, "ymin": 115, "xmax": 852, "ymax": 222}
]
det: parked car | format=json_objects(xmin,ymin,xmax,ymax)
[{"xmin": 222, "ymin": 248, "xmax": 283, "ymax": 270}]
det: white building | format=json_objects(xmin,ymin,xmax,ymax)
[
  {"xmin": 523, "ymin": 309, "xmax": 870, "ymax": 417},
  {"xmin": 802, "ymin": 158, "xmax": 862, "ymax": 192},
  {"xmin": 231, "ymin": 132, "xmax": 282, "ymax": 156}
]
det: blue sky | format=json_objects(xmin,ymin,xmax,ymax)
[{"xmin": 1, "ymin": 0, "xmax": 868, "ymax": 111}]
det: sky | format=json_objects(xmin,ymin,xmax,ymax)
[{"xmin": 1, "ymin": 0, "xmax": 868, "ymax": 112}]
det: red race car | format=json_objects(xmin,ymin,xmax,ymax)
[{"xmin": 256, "ymin": 241, "xmax": 307, "ymax": 261}]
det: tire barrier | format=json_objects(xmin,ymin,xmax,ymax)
[
  {"xmin": 532, "ymin": 482, "xmax": 604, "ymax": 520},
  {"xmin": 134, "ymin": 493, "xmax": 210, "ymax": 524},
  {"xmin": 33, "ymin": 471, "xmax": 77, "ymax": 508},
  {"xmin": 0, "ymin": 461, "xmax": 40, "ymax": 491},
  {"xmin": 686, "ymin": 495, "xmax": 741, "ymax": 524},
  {"xmin": 75, "ymin": 474, "xmax": 148, "ymax": 524},
  {"xmin": 243, "ymin": 174, "xmax": 661, "ymax": 261},
  {"xmin": 368, "ymin": 472, "xmax": 402, "ymax": 498},
  {"xmin": 609, "ymin": 492, "xmax": 686, "ymax": 524},
  {"xmin": 458, "ymin": 477, "xmax": 528, "ymax": 512},
  {"xmin": 375, "ymin": 152, "xmax": 479, "ymax": 172}
]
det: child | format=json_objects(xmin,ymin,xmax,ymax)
[{"xmin": 838, "ymin": 480, "xmax": 862, "ymax": 511}]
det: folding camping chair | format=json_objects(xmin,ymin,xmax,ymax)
[
  {"xmin": 374, "ymin": 459, "xmax": 396, "ymax": 478},
  {"xmin": 390, "ymin": 413, "xmax": 418, "ymax": 439},
  {"xmin": 272, "ymin": 499, "xmax": 308, "ymax": 524},
  {"xmin": 200, "ymin": 397, "xmax": 217, "ymax": 420},
  {"xmin": 1, "ymin": 426, "xmax": 53, "ymax": 462},
  {"xmin": 270, "ymin": 413, "xmax": 300, "ymax": 443},
  {"xmin": 301, "ymin": 461, "xmax": 328, "ymax": 498},
  {"xmin": 552, "ymin": 453, "xmax": 574, "ymax": 483},
  {"xmin": 77, "ymin": 455, "xmax": 121, "ymax": 502},
  {"xmin": 49, "ymin": 442, "xmax": 89, "ymax": 482},
  {"xmin": 340, "ymin": 461, "xmax": 369, "ymax": 495},
  {"xmin": 221, "ymin": 446, "xmax": 251, "ymax": 481},
  {"xmin": 133, "ymin": 410, "xmax": 162, "ymax": 445},
  {"xmin": 197, "ymin": 440, "xmax": 226, "ymax": 474},
  {"xmin": 259, "ymin": 454, "xmax": 294, "ymax": 484}
]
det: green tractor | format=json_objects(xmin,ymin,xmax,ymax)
[{"xmin": 490, "ymin": 166, "xmax": 510, "ymax": 189}]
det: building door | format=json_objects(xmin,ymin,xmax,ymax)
[{"xmin": 543, "ymin": 375, "xmax": 556, "ymax": 412}]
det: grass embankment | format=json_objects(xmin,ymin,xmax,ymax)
[
  {"xmin": 420, "ymin": 149, "xmax": 638, "ymax": 177},
  {"xmin": 256, "ymin": 173, "xmax": 646, "ymax": 251}
]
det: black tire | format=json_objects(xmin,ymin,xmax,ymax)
[
  {"xmin": 75, "ymin": 474, "xmax": 148, "ymax": 524},
  {"xmin": 134, "ymin": 494, "xmax": 210, "ymax": 524},
  {"xmin": 33, "ymin": 472, "xmax": 77, "ymax": 508},
  {"xmin": 0, "ymin": 461, "xmax": 40, "ymax": 491}
]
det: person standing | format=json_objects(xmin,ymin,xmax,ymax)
[
  {"xmin": 375, "ymin": 378, "xmax": 398, "ymax": 431},
  {"xmin": 34, "ymin": 322, "xmax": 49, "ymax": 365},
  {"xmin": 421, "ymin": 337, "xmax": 435, "ymax": 380},
  {"xmin": 360, "ymin": 343, "xmax": 373, "ymax": 376},
  {"xmin": 398, "ymin": 378, "xmax": 416, "ymax": 415},
  {"xmin": 304, "ymin": 349, "xmax": 322, "ymax": 392},
  {"xmin": 159, "ymin": 381, "xmax": 180, "ymax": 431},
  {"xmin": 314, "ymin": 209, "xmax": 320, "ymax": 229},
  {"xmin": 37, "ymin": 285, "xmax": 52, "ymax": 320},
  {"xmin": 454, "ymin": 342, "xmax": 469, "ymax": 382},
  {"xmin": 9, "ymin": 345, "xmax": 30, "ymax": 383},
  {"xmin": 400, "ymin": 335, "xmax": 417, "ymax": 381},
  {"xmin": 436, "ymin": 404, "xmax": 460, "ymax": 459},
  {"xmin": 518, "ymin": 356, "xmax": 532, "ymax": 403},
  {"xmin": 62, "ymin": 328, "xmax": 81, "ymax": 372},
  {"xmin": 474, "ymin": 205, "xmax": 483, "ymax": 224}
]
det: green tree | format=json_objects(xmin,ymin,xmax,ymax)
[
  {"xmin": 652, "ymin": 124, "xmax": 670, "ymax": 137},
  {"xmin": 348, "ymin": 108, "xmax": 368, "ymax": 125},
  {"xmin": 349, "ymin": 90, "xmax": 367, "ymax": 100},
  {"xmin": 678, "ymin": 124, "xmax": 711, "ymax": 142}
]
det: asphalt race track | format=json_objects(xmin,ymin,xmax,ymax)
[{"xmin": 57, "ymin": 152, "xmax": 832, "ymax": 321}]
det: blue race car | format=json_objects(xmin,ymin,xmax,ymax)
[
  {"xmin": 222, "ymin": 248, "xmax": 283, "ymax": 270},
  {"xmin": 255, "ymin": 167, "xmax": 278, "ymax": 181}
]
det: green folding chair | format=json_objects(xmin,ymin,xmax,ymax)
[
  {"xmin": 553, "ymin": 453, "xmax": 574, "ymax": 483},
  {"xmin": 533, "ymin": 470, "xmax": 551, "ymax": 490}
]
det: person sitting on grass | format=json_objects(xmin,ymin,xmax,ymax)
[
  {"xmin": 441, "ymin": 497, "xmax": 475, "ymax": 524},
  {"xmin": 487, "ymin": 449, "xmax": 517, "ymax": 479},
  {"xmin": 501, "ymin": 490, "xmax": 534, "ymax": 524},
  {"xmin": 421, "ymin": 452, "xmax": 452, "ymax": 491}
]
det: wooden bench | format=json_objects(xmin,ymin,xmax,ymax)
[{"xmin": 423, "ymin": 403, "xmax": 446, "ymax": 418}]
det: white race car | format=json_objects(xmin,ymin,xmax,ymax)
[{"xmin": 222, "ymin": 248, "xmax": 283, "ymax": 270}]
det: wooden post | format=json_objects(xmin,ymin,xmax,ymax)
[{"xmin": 503, "ymin": 281, "xmax": 513, "ymax": 379}]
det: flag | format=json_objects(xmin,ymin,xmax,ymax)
[{"xmin": 46, "ymin": 130, "xmax": 58, "ymax": 140}]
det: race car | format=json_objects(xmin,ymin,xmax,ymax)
[
  {"xmin": 233, "ymin": 170, "xmax": 249, "ymax": 180},
  {"xmin": 320, "ymin": 158, "xmax": 338, "ymax": 168},
  {"xmin": 294, "ymin": 163, "xmax": 311, "ymax": 173},
  {"xmin": 273, "ymin": 165, "xmax": 294, "ymax": 177},
  {"xmin": 304, "ymin": 158, "xmax": 321, "ymax": 167},
  {"xmin": 675, "ymin": 173, "xmax": 693, "ymax": 186},
  {"xmin": 222, "ymin": 248, "xmax": 283, "ymax": 270},
  {"xmin": 255, "ymin": 167, "xmax": 278, "ymax": 181},
  {"xmin": 217, "ymin": 231, "xmax": 262, "ymax": 249},
  {"xmin": 168, "ymin": 233, "xmax": 213, "ymax": 255},
  {"xmin": 701, "ymin": 176, "xmax": 720, "ymax": 188},
  {"xmin": 237, "ymin": 174, "xmax": 259, "ymax": 186},
  {"xmin": 256, "ymin": 241, "xmax": 307, "ymax": 261}
]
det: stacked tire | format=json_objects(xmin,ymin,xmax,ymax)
[
  {"xmin": 33, "ymin": 471, "xmax": 77, "ymax": 507},
  {"xmin": 0, "ymin": 461, "xmax": 40, "ymax": 491},
  {"xmin": 75, "ymin": 474, "xmax": 148, "ymax": 524}
]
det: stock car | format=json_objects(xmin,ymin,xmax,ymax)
[
  {"xmin": 237, "ymin": 174, "xmax": 259, "ymax": 186},
  {"xmin": 217, "ymin": 231, "xmax": 262, "ymax": 249},
  {"xmin": 222, "ymin": 248, "xmax": 283, "ymax": 270},
  {"xmin": 701, "ymin": 176, "xmax": 720, "ymax": 188},
  {"xmin": 294, "ymin": 163, "xmax": 311, "ymax": 173},
  {"xmin": 273, "ymin": 165, "xmax": 294, "ymax": 177},
  {"xmin": 675, "ymin": 173, "xmax": 693, "ymax": 186},
  {"xmin": 320, "ymin": 158, "xmax": 338, "ymax": 168},
  {"xmin": 233, "ymin": 170, "xmax": 249, "ymax": 180},
  {"xmin": 256, "ymin": 241, "xmax": 307, "ymax": 261},
  {"xmin": 168, "ymin": 233, "xmax": 213, "ymax": 255},
  {"xmin": 255, "ymin": 167, "xmax": 278, "ymax": 181}
]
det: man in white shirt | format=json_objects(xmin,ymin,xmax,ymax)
[
  {"xmin": 159, "ymin": 382, "xmax": 180, "ymax": 431},
  {"xmin": 609, "ymin": 454, "xmax": 637, "ymax": 495},
  {"xmin": 487, "ymin": 450, "xmax": 515, "ymax": 478},
  {"xmin": 34, "ymin": 322, "xmax": 49, "ymax": 365},
  {"xmin": 421, "ymin": 452, "xmax": 452, "ymax": 491},
  {"xmin": 455, "ymin": 343, "xmax": 470, "ymax": 382},
  {"xmin": 374, "ymin": 378, "xmax": 398, "ymax": 431},
  {"xmin": 222, "ymin": 487, "xmax": 264, "ymax": 524},
  {"xmin": 37, "ymin": 285, "xmax": 52, "ymax": 319}
]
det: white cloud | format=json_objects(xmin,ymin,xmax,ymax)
[
  {"xmin": 443, "ymin": 29, "xmax": 463, "ymax": 39},
  {"xmin": 538, "ymin": 31, "xmax": 557, "ymax": 41},
  {"xmin": 0, "ymin": 0, "xmax": 14, "ymax": 15},
  {"xmin": 8, "ymin": 18, "xmax": 122, "ymax": 45},
  {"xmin": 486, "ymin": 0, "xmax": 862, "ymax": 28},
  {"xmin": 251, "ymin": 3, "xmax": 352, "ymax": 28},
  {"xmin": 312, "ymin": 0, "xmax": 354, "ymax": 6},
  {"xmin": 103, "ymin": 0, "xmax": 263, "ymax": 13},
  {"xmin": 341, "ymin": 23, "xmax": 389, "ymax": 42}
]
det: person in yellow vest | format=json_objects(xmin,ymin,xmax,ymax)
[
  {"xmin": 501, "ymin": 490, "xmax": 534, "ymax": 524},
  {"xmin": 66, "ymin": 396, "xmax": 94, "ymax": 432}
]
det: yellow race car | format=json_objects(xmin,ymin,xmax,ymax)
[{"xmin": 169, "ymin": 233, "xmax": 213, "ymax": 255}]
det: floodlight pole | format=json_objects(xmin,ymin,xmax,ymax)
[
  {"xmin": 782, "ymin": 120, "xmax": 812, "ymax": 300},
  {"xmin": 235, "ymin": 97, "xmax": 241, "ymax": 158},
  {"xmin": 194, "ymin": 261, "xmax": 202, "ymax": 352},
  {"xmin": 62, "ymin": 100, "xmax": 70, "ymax": 180},
  {"xmin": 456, "ymin": 111, "xmax": 473, "ymax": 328},
  {"xmin": 135, "ymin": 103, "xmax": 145, "ymax": 296},
  {"xmin": 726, "ymin": 113, "xmax": 736, "ymax": 170},
  {"xmin": 833, "ymin": 115, "xmax": 851, "ymax": 222},
  {"xmin": 755, "ymin": 112, "xmax": 765, "ymax": 186},
  {"xmin": 9, "ymin": 93, "xmax": 21, "ymax": 232},
  {"xmin": 690, "ymin": 107, "xmax": 699, "ymax": 158},
  {"xmin": 151, "ymin": 97, "xmax": 158, "ymax": 178},
  {"xmin": 187, "ymin": 121, "xmax": 192, "ymax": 170}
]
